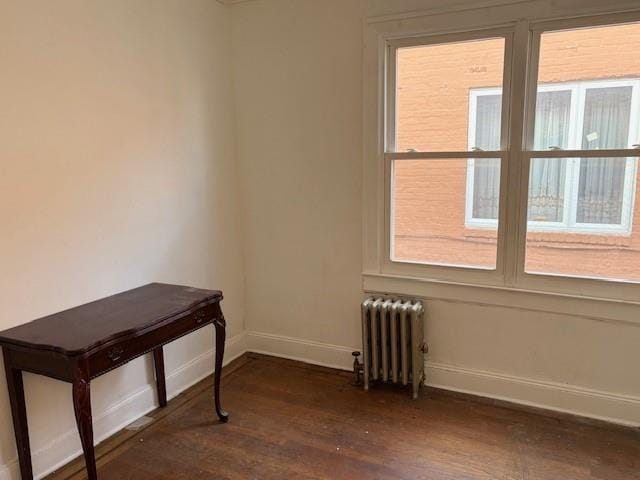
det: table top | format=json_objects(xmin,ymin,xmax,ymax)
[{"xmin": 0, "ymin": 283, "xmax": 222, "ymax": 356}]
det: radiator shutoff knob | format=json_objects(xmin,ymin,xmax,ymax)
[{"xmin": 352, "ymin": 351, "xmax": 363, "ymax": 385}]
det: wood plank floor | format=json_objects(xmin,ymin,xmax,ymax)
[{"xmin": 48, "ymin": 353, "xmax": 640, "ymax": 480}]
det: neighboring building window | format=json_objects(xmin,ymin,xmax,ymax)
[{"xmin": 467, "ymin": 79, "xmax": 639, "ymax": 233}]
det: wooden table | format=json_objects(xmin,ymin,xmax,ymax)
[{"xmin": 0, "ymin": 283, "xmax": 229, "ymax": 480}]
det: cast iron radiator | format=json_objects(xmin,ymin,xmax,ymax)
[{"xmin": 358, "ymin": 297, "xmax": 426, "ymax": 399}]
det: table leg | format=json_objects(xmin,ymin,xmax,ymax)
[
  {"xmin": 72, "ymin": 368, "xmax": 97, "ymax": 480},
  {"xmin": 2, "ymin": 349, "xmax": 33, "ymax": 480},
  {"xmin": 213, "ymin": 317, "xmax": 229, "ymax": 422},
  {"xmin": 153, "ymin": 347, "xmax": 167, "ymax": 408}
]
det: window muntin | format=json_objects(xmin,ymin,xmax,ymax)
[{"xmin": 467, "ymin": 79, "xmax": 639, "ymax": 233}]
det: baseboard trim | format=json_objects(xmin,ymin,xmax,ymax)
[
  {"xmin": 426, "ymin": 361, "xmax": 640, "ymax": 428},
  {"xmin": 0, "ymin": 332, "xmax": 246, "ymax": 480},
  {"xmin": 245, "ymin": 330, "xmax": 640, "ymax": 428},
  {"xmin": 245, "ymin": 331, "xmax": 354, "ymax": 371}
]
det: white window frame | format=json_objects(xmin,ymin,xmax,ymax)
[
  {"xmin": 466, "ymin": 79, "xmax": 640, "ymax": 234},
  {"xmin": 518, "ymin": 14, "xmax": 640, "ymax": 298},
  {"xmin": 384, "ymin": 28, "xmax": 513, "ymax": 284},
  {"xmin": 363, "ymin": 6, "xmax": 640, "ymax": 303}
]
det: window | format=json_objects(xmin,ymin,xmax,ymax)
[
  {"xmin": 467, "ymin": 79, "xmax": 640, "ymax": 233},
  {"xmin": 390, "ymin": 35, "xmax": 508, "ymax": 270},
  {"xmin": 524, "ymin": 22, "xmax": 640, "ymax": 283},
  {"xmin": 377, "ymin": 15, "xmax": 640, "ymax": 295}
]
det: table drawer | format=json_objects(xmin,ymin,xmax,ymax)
[{"xmin": 88, "ymin": 302, "xmax": 222, "ymax": 377}]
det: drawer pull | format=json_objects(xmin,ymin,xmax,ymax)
[
  {"xmin": 194, "ymin": 310, "xmax": 207, "ymax": 324},
  {"xmin": 107, "ymin": 347, "xmax": 124, "ymax": 363}
]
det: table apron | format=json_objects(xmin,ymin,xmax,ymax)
[{"xmin": 88, "ymin": 302, "xmax": 222, "ymax": 379}]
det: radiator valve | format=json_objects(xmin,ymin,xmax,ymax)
[{"xmin": 352, "ymin": 351, "xmax": 363, "ymax": 385}]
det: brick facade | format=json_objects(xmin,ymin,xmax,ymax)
[{"xmin": 393, "ymin": 24, "xmax": 640, "ymax": 281}]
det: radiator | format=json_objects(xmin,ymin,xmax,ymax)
[{"xmin": 360, "ymin": 297, "xmax": 426, "ymax": 399}]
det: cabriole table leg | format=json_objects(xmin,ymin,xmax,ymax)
[{"xmin": 213, "ymin": 317, "xmax": 229, "ymax": 422}]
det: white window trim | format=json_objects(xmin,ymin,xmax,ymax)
[
  {"xmin": 465, "ymin": 79, "xmax": 640, "ymax": 234},
  {"xmin": 383, "ymin": 27, "xmax": 513, "ymax": 285},
  {"xmin": 363, "ymin": 4, "xmax": 640, "ymax": 304}
]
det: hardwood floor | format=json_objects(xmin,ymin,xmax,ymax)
[{"xmin": 47, "ymin": 353, "xmax": 640, "ymax": 480}]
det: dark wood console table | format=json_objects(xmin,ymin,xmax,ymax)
[{"xmin": 0, "ymin": 283, "xmax": 229, "ymax": 480}]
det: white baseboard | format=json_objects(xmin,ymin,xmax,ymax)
[
  {"xmin": 246, "ymin": 330, "xmax": 640, "ymax": 428},
  {"xmin": 426, "ymin": 362, "xmax": 640, "ymax": 427},
  {"xmin": 0, "ymin": 332, "xmax": 246, "ymax": 480},
  {"xmin": 245, "ymin": 331, "xmax": 354, "ymax": 371}
]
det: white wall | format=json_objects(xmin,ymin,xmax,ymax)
[
  {"xmin": 0, "ymin": 1, "xmax": 244, "ymax": 478},
  {"xmin": 232, "ymin": 0, "xmax": 640, "ymax": 426},
  {"xmin": 231, "ymin": 0, "xmax": 366, "ymax": 352}
]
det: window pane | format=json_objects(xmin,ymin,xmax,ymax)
[
  {"xmin": 576, "ymin": 158, "xmax": 626, "ymax": 224},
  {"xmin": 472, "ymin": 158, "xmax": 500, "ymax": 219},
  {"xmin": 536, "ymin": 22, "xmax": 640, "ymax": 149},
  {"xmin": 474, "ymin": 94, "xmax": 501, "ymax": 150},
  {"xmin": 528, "ymin": 158, "xmax": 566, "ymax": 223},
  {"xmin": 392, "ymin": 158, "xmax": 499, "ymax": 269},
  {"xmin": 525, "ymin": 157, "xmax": 640, "ymax": 283},
  {"xmin": 582, "ymin": 86, "xmax": 632, "ymax": 149},
  {"xmin": 395, "ymin": 37, "xmax": 505, "ymax": 152},
  {"xmin": 534, "ymin": 90, "xmax": 571, "ymax": 150},
  {"xmin": 528, "ymin": 90, "xmax": 572, "ymax": 223}
]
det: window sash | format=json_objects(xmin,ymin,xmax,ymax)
[
  {"xmin": 384, "ymin": 29, "xmax": 513, "ymax": 279},
  {"xmin": 516, "ymin": 15, "xmax": 640, "ymax": 296},
  {"xmin": 383, "ymin": 154, "xmax": 509, "ymax": 285},
  {"xmin": 385, "ymin": 29, "xmax": 513, "ymax": 154}
]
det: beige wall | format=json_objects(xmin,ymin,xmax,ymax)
[
  {"xmin": 231, "ymin": 0, "xmax": 366, "ymax": 348},
  {"xmin": 233, "ymin": 0, "xmax": 640, "ymax": 426},
  {"xmin": 0, "ymin": 0, "xmax": 244, "ymax": 477}
]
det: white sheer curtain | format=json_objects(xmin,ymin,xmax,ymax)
[
  {"xmin": 528, "ymin": 90, "xmax": 571, "ymax": 222},
  {"xmin": 577, "ymin": 86, "xmax": 632, "ymax": 224},
  {"xmin": 470, "ymin": 83, "xmax": 634, "ymax": 227},
  {"xmin": 470, "ymin": 90, "xmax": 573, "ymax": 222},
  {"xmin": 472, "ymin": 94, "xmax": 501, "ymax": 220}
]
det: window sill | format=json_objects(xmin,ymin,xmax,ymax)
[
  {"xmin": 526, "ymin": 232, "xmax": 633, "ymax": 248},
  {"xmin": 362, "ymin": 272, "xmax": 640, "ymax": 326},
  {"xmin": 463, "ymin": 228, "xmax": 633, "ymax": 248}
]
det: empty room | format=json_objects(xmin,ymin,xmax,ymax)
[{"xmin": 1, "ymin": 0, "xmax": 639, "ymax": 479}]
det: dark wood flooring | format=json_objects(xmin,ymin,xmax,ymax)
[{"xmin": 48, "ymin": 353, "xmax": 640, "ymax": 480}]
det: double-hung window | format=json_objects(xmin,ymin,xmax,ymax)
[
  {"xmin": 379, "ymin": 14, "xmax": 640, "ymax": 297},
  {"xmin": 388, "ymin": 33, "xmax": 510, "ymax": 275}
]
